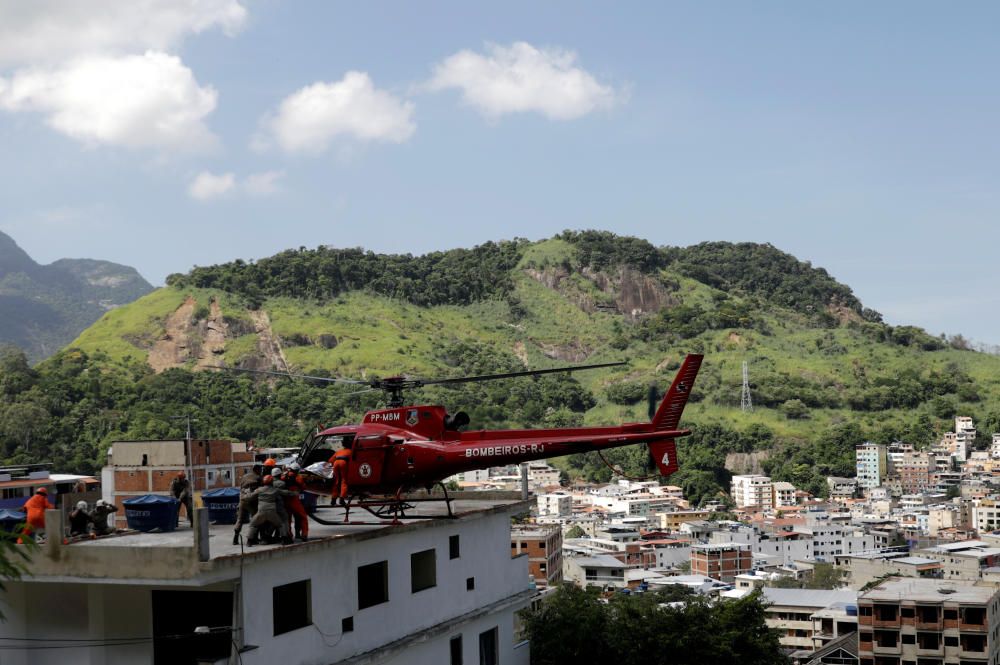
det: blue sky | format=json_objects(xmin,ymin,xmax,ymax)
[{"xmin": 2, "ymin": 2, "xmax": 999, "ymax": 343}]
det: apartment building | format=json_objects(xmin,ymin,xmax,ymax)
[
  {"xmin": 511, "ymin": 524, "xmax": 562, "ymax": 589},
  {"xmin": 761, "ymin": 588, "xmax": 857, "ymax": 654},
  {"xmin": 856, "ymin": 443, "xmax": 887, "ymax": 490},
  {"xmin": 857, "ymin": 577, "xmax": 999, "ymax": 665},
  {"xmin": 731, "ymin": 475, "xmax": 774, "ymax": 509},
  {"xmin": 690, "ymin": 543, "xmax": 752, "ymax": 583}
]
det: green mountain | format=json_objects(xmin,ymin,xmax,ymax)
[
  {"xmin": 0, "ymin": 232, "xmax": 153, "ymax": 361},
  {"xmin": 8, "ymin": 231, "xmax": 1000, "ymax": 498}
]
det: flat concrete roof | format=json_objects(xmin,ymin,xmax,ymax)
[
  {"xmin": 23, "ymin": 496, "xmax": 532, "ymax": 585},
  {"xmin": 861, "ymin": 578, "xmax": 998, "ymax": 604}
]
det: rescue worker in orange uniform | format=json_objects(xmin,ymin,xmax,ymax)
[
  {"xmin": 329, "ymin": 439, "xmax": 353, "ymax": 506},
  {"xmin": 281, "ymin": 464, "xmax": 309, "ymax": 542},
  {"xmin": 22, "ymin": 487, "xmax": 55, "ymax": 540}
]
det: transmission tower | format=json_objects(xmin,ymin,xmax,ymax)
[{"xmin": 740, "ymin": 361, "xmax": 753, "ymax": 413}]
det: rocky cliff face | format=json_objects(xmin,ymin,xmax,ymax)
[{"xmin": 0, "ymin": 232, "xmax": 153, "ymax": 361}]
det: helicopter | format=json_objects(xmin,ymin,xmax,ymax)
[{"xmin": 228, "ymin": 353, "xmax": 703, "ymax": 522}]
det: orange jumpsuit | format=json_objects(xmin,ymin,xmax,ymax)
[
  {"xmin": 330, "ymin": 448, "xmax": 352, "ymax": 500},
  {"xmin": 23, "ymin": 493, "xmax": 54, "ymax": 533},
  {"xmin": 282, "ymin": 472, "xmax": 309, "ymax": 539}
]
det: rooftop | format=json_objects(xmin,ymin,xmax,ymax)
[
  {"xmin": 861, "ymin": 578, "xmax": 998, "ymax": 604},
  {"xmin": 22, "ymin": 495, "xmax": 531, "ymax": 585},
  {"xmin": 761, "ymin": 587, "xmax": 857, "ymax": 609}
]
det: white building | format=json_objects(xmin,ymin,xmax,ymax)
[
  {"xmin": 0, "ymin": 498, "xmax": 533, "ymax": 665},
  {"xmin": 855, "ymin": 442, "xmax": 886, "ymax": 490},
  {"xmin": 536, "ymin": 492, "xmax": 572, "ymax": 517},
  {"xmin": 772, "ymin": 481, "xmax": 797, "ymax": 508},
  {"xmin": 731, "ymin": 475, "xmax": 773, "ymax": 509}
]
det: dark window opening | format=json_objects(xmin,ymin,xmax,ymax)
[
  {"xmin": 141, "ymin": 454, "xmax": 148, "ymax": 466},
  {"xmin": 467, "ymin": 577, "xmax": 475, "ymax": 591},
  {"xmin": 944, "ymin": 609, "xmax": 958, "ymax": 620},
  {"xmin": 342, "ymin": 617, "xmax": 354, "ymax": 633},
  {"xmin": 944, "ymin": 635, "xmax": 958, "ymax": 647},
  {"xmin": 901, "ymin": 607, "xmax": 915, "ymax": 618},
  {"xmin": 450, "ymin": 635, "xmax": 463, "ymax": 665},
  {"xmin": 479, "ymin": 626, "xmax": 498, "ymax": 665},
  {"xmin": 902, "ymin": 633, "xmax": 915, "ymax": 644},
  {"xmin": 358, "ymin": 561, "xmax": 389, "ymax": 609},
  {"xmin": 411, "ymin": 549, "xmax": 437, "ymax": 593},
  {"xmin": 152, "ymin": 590, "xmax": 233, "ymax": 665},
  {"xmin": 273, "ymin": 580, "xmax": 311, "ymax": 636},
  {"xmin": 450, "ymin": 534, "xmax": 461, "ymax": 559}
]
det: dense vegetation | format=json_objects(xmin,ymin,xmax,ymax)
[
  {"xmin": 166, "ymin": 240, "xmax": 528, "ymax": 308},
  {"xmin": 523, "ymin": 584, "xmax": 785, "ymax": 665}
]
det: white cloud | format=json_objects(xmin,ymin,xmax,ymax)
[
  {"xmin": 243, "ymin": 170, "xmax": 284, "ymax": 196},
  {"xmin": 188, "ymin": 170, "xmax": 284, "ymax": 201},
  {"xmin": 427, "ymin": 41, "xmax": 620, "ymax": 120},
  {"xmin": 0, "ymin": 0, "xmax": 247, "ymax": 67},
  {"xmin": 0, "ymin": 51, "xmax": 218, "ymax": 150},
  {"xmin": 188, "ymin": 171, "xmax": 235, "ymax": 200},
  {"xmin": 263, "ymin": 71, "xmax": 415, "ymax": 153}
]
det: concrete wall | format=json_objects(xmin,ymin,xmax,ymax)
[{"xmin": 236, "ymin": 510, "xmax": 531, "ymax": 664}]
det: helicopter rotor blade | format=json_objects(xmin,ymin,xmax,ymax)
[
  {"xmin": 417, "ymin": 361, "xmax": 627, "ymax": 387},
  {"xmin": 210, "ymin": 366, "xmax": 370, "ymax": 385}
]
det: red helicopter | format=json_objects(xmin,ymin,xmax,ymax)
[{"xmin": 232, "ymin": 354, "xmax": 702, "ymax": 522}]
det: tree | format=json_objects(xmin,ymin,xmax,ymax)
[
  {"xmin": 781, "ymin": 399, "xmax": 809, "ymax": 420},
  {"xmin": 564, "ymin": 525, "xmax": 586, "ymax": 539}
]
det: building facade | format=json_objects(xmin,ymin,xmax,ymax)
[
  {"xmin": 690, "ymin": 543, "xmax": 752, "ymax": 583},
  {"xmin": 857, "ymin": 577, "xmax": 999, "ymax": 665},
  {"xmin": 511, "ymin": 524, "xmax": 563, "ymax": 589},
  {"xmin": 855, "ymin": 443, "xmax": 887, "ymax": 491}
]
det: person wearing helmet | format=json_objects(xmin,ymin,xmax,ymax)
[
  {"xmin": 233, "ymin": 465, "xmax": 262, "ymax": 546},
  {"xmin": 329, "ymin": 439, "xmax": 354, "ymax": 506},
  {"xmin": 92, "ymin": 499, "xmax": 119, "ymax": 536},
  {"xmin": 263, "ymin": 458, "xmax": 276, "ymax": 468},
  {"xmin": 69, "ymin": 500, "xmax": 94, "ymax": 537},
  {"xmin": 170, "ymin": 471, "xmax": 194, "ymax": 527},
  {"xmin": 22, "ymin": 487, "xmax": 55, "ymax": 540},
  {"xmin": 281, "ymin": 469, "xmax": 309, "ymax": 542}
]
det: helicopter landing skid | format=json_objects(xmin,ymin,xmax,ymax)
[{"xmin": 308, "ymin": 483, "xmax": 456, "ymax": 526}]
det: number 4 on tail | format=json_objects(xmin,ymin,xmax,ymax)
[{"xmin": 661, "ymin": 451, "xmax": 670, "ymax": 466}]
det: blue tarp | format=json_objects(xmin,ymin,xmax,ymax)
[
  {"xmin": 123, "ymin": 495, "xmax": 178, "ymax": 532},
  {"xmin": 0, "ymin": 509, "xmax": 25, "ymax": 532}
]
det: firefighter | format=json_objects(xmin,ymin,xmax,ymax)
[
  {"xmin": 329, "ymin": 439, "xmax": 353, "ymax": 506},
  {"xmin": 170, "ymin": 471, "xmax": 194, "ymax": 527},
  {"xmin": 92, "ymin": 500, "xmax": 118, "ymax": 536},
  {"xmin": 282, "ymin": 464, "xmax": 309, "ymax": 542},
  {"xmin": 233, "ymin": 465, "xmax": 262, "ymax": 546},
  {"xmin": 245, "ymin": 482, "xmax": 297, "ymax": 546},
  {"xmin": 22, "ymin": 487, "xmax": 54, "ymax": 540},
  {"xmin": 68, "ymin": 500, "xmax": 94, "ymax": 536}
]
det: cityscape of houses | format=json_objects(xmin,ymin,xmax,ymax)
[{"xmin": 463, "ymin": 414, "xmax": 1000, "ymax": 664}]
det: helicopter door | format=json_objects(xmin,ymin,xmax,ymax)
[
  {"xmin": 348, "ymin": 434, "xmax": 388, "ymax": 486},
  {"xmin": 302, "ymin": 434, "xmax": 355, "ymax": 467}
]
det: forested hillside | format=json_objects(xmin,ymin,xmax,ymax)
[{"xmin": 4, "ymin": 231, "xmax": 1000, "ymax": 503}]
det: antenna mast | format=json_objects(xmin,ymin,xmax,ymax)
[{"xmin": 741, "ymin": 361, "xmax": 753, "ymax": 413}]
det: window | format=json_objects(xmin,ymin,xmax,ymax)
[
  {"xmin": 479, "ymin": 627, "xmax": 498, "ymax": 665},
  {"xmin": 411, "ymin": 549, "xmax": 437, "ymax": 593},
  {"xmin": 342, "ymin": 617, "xmax": 354, "ymax": 633},
  {"xmin": 223, "ymin": 470, "xmax": 232, "ymax": 482},
  {"xmin": 358, "ymin": 561, "xmax": 389, "ymax": 609},
  {"xmin": 467, "ymin": 577, "xmax": 475, "ymax": 591},
  {"xmin": 450, "ymin": 534, "xmax": 461, "ymax": 559},
  {"xmin": 450, "ymin": 635, "xmax": 463, "ymax": 665},
  {"xmin": 902, "ymin": 633, "xmax": 915, "ymax": 644},
  {"xmin": 944, "ymin": 609, "xmax": 958, "ymax": 620},
  {"xmin": 207, "ymin": 470, "xmax": 216, "ymax": 483},
  {"xmin": 945, "ymin": 635, "xmax": 958, "ymax": 647},
  {"xmin": 272, "ymin": 580, "xmax": 311, "ymax": 636}
]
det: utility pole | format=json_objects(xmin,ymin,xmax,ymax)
[
  {"xmin": 741, "ymin": 361, "xmax": 753, "ymax": 413},
  {"xmin": 170, "ymin": 414, "xmax": 198, "ymax": 489}
]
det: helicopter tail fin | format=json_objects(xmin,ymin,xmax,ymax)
[
  {"xmin": 648, "ymin": 439, "xmax": 679, "ymax": 476},
  {"xmin": 650, "ymin": 353, "xmax": 703, "ymax": 431}
]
